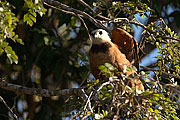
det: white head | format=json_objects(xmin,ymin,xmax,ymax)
[{"xmin": 91, "ymin": 29, "xmax": 111, "ymax": 45}]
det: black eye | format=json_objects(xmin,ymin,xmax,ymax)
[{"xmin": 99, "ymin": 31, "xmax": 103, "ymax": 35}]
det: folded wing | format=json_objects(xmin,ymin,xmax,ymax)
[{"xmin": 112, "ymin": 28, "xmax": 139, "ymax": 71}]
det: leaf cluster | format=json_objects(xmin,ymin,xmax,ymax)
[
  {"xmin": 75, "ymin": 63, "xmax": 179, "ymax": 119},
  {"xmin": 140, "ymin": 18, "xmax": 180, "ymax": 82},
  {"xmin": 93, "ymin": 0, "xmax": 151, "ymax": 19},
  {"xmin": 0, "ymin": 1, "xmax": 23, "ymax": 64},
  {"xmin": 23, "ymin": 0, "xmax": 46, "ymax": 26}
]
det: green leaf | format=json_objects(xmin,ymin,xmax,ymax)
[
  {"xmin": 8, "ymin": 18, "xmax": 12, "ymax": 27},
  {"xmin": 23, "ymin": 13, "xmax": 28, "ymax": 22},
  {"xmin": 70, "ymin": 17, "xmax": 76, "ymax": 26},
  {"xmin": 27, "ymin": 19, "xmax": 33, "ymax": 26},
  {"xmin": 143, "ymin": 91, "xmax": 152, "ymax": 95},
  {"xmin": 126, "ymin": 67, "xmax": 132, "ymax": 72},
  {"xmin": 102, "ymin": 110, "xmax": 106, "ymax": 116},
  {"xmin": 25, "ymin": 0, "xmax": 33, "ymax": 8},
  {"xmin": 4, "ymin": 45, "xmax": 18, "ymax": 64},
  {"xmin": 13, "ymin": 34, "xmax": 18, "ymax": 40},
  {"xmin": 1, "ymin": 42, "xmax": 9, "ymax": 48},
  {"xmin": 0, "ymin": 48, "xmax": 4, "ymax": 55},
  {"xmin": 29, "ymin": 14, "xmax": 36, "ymax": 23},
  {"xmin": 98, "ymin": 65, "xmax": 107, "ymax": 72},
  {"xmin": 149, "ymin": 107, "xmax": 153, "ymax": 112},
  {"xmin": 31, "ymin": 11, "xmax": 37, "ymax": 17},
  {"xmin": 16, "ymin": 38, "xmax": 24, "ymax": 45},
  {"xmin": 154, "ymin": 109, "xmax": 159, "ymax": 114},
  {"xmin": 104, "ymin": 63, "xmax": 117, "ymax": 71}
]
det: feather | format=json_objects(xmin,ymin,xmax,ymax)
[{"xmin": 112, "ymin": 28, "xmax": 139, "ymax": 71}]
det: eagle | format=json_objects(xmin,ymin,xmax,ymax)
[{"xmin": 89, "ymin": 28, "xmax": 144, "ymax": 91}]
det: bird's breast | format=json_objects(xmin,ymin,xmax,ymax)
[
  {"xmin": 90, "ymin": 42, "xmax": 115, "ymax": 67},
  {"xmin": 91, "ymin": 52, "xmax": 113, "ymax": 65},
  {"xmin": 90, "ymin": 42, "xmax": 112, "ymax": 54}
]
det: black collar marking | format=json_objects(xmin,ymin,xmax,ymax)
[{"xmin": 90, "ymin": 42, "xmax": 112, "ymax": 53}]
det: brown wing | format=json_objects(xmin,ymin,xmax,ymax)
[
  {"xmin": 89, "ymin": 45, "xmax": 144, "ymax": 91},
  {"xmin": 111, "ymin": 28, "xmax": 139, "ymax": 71}
]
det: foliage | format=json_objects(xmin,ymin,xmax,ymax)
[
  {"xmin": 141, "ymin": 18, "xmax": 180, "ymax": 82},
  {"xmin": 23, "ymin": 0, "xmax": 46, "ymax": 26},
  {"xmin": 70, "ymin": 64, "xmax": 179, "ymax": 119},
  {"xmin": 0, "ymin": 0, "xmax": 180, "ymax": 120},
  {"xmin": 93, "ymin": 0, "xmax": 151, "ymax": 19},
  {"xmin": 0, "ymin": 1, "xmax": 23, "ymax": 64}
]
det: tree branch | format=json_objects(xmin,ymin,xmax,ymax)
[
  {"xmin": 42, "ymin": 0, "xmax": 180, "ymax": 43},
  {"xmin": 42, "ymin": 0, "xmax": 108, "ymax": 31},
  {"xmin": 161, "ymin": 36, "xmax": 180, "ymax": 41},
  {"xmin": 0, "ymin": 80, "xmax": 81, "ymax": 97},
  {"xmin": 0, "ymin": 96, "xmax": 18, "ymax": 120},
  {"xmin": 140, "ymin": 65, "xmax": 180, "ymax": 79},
  {"xmin": 43, "ymin": 2, "xmax": 76, "ymax": 15},
  {"xmin": 77, "ymin": 0, "xmax": 111, "ymax": 21},
  {"xmin": 77, "ymin": 0, "xmax": 94, "ymax": 13}
]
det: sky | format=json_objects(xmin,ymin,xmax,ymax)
[
  {"xmin": 133, "ymin": 12, "xmax": 159, "ymax": 67},
  {"xmin": 134, "ymin": 4, "xmax": 180, "ymax": 77},
  {"xmin": 133, "ymin": 13, "xmax": 159, "ymax": 77}
]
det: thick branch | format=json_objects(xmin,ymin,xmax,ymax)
[{"xmin": 0, "ymin": 80, "xmax": 81, "ymax": 97}]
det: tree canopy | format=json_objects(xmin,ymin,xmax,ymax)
[{"xmin": 0, "ymin": 0, "xmax": 180, "ymax": 119}]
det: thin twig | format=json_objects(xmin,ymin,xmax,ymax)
[
  {"xmin": 83, "ymin": 91, "xmax": 93, "ymax": 113},
  {"xmin": 43, "ymin": 2, "xmax": 76, "ymax": 15},
  {"xmin": 97, "ymin": 81, "xmax": 110, "ymax": 92},
  {"xmin": 76, "ymin": 14, "xmax": 91, "ymax": 42},
  {"xmin": 80, "ymin": 72, "xmax": 90, "ymax": 87},
  {"xmin": 42, "ymin": 0, "xmax": 108, "ymax": 31},
  {"xmin": 0, "ymin": 96, "xmax": 18, "ymax": 120},
  {"xmin": 77, "ymin": 0, "xmax": 94, "ymax": 13},
  {"xmin": 161, "ymin": 36, "xmax": 180, "ymax": 41},
  {"xmin": 77, "ymin": 0, "xmax": 111, "ymax": 21},
  {"xmin": 129, "ymin": 21, "xmax": 153, "ymax": 33},
  {"xmin": 140, "ymin": 66, "xmax": 180, "ymax": 79}
]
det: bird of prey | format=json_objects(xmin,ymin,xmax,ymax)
[{"xmin": 89, "ymin": 29, "xmax": 144, "ymax": 91}]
